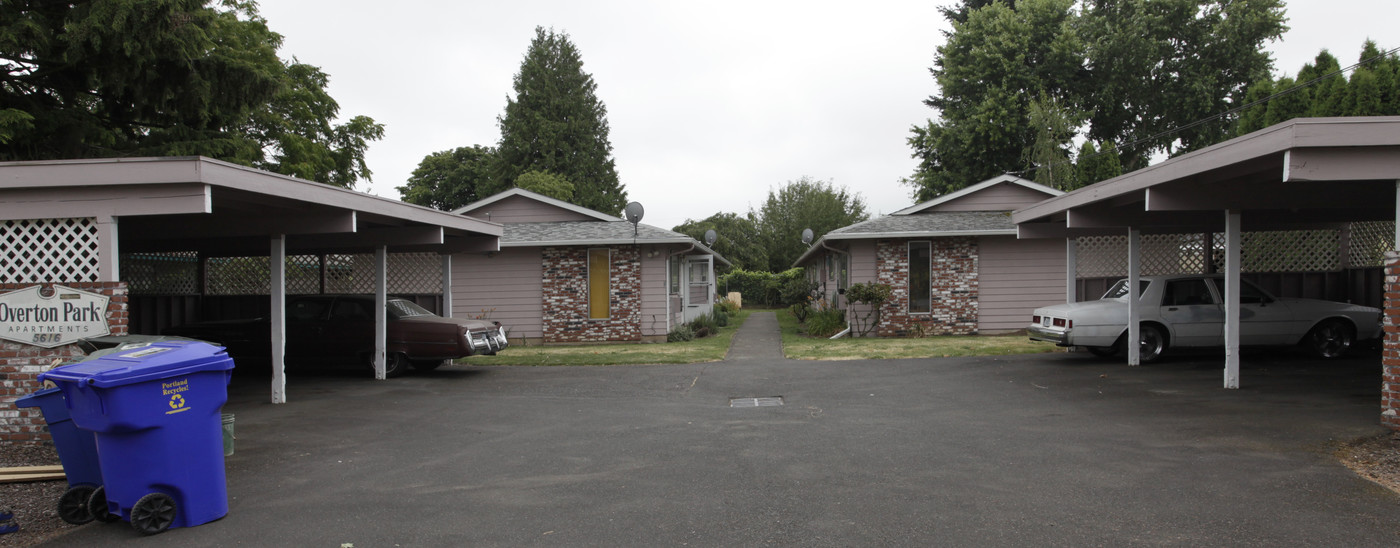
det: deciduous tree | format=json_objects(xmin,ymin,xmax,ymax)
[
  {"xmin": 754, "ymin": 177, "xmax": 868, "ymax": 272},
  {"xmin": 397, "ymin": 145, "xmax": 495, "ymax": 211},
  {"xmin": 0, "ymin": 0, "xmax": 383, "ymax": 187},
  {"xmin": 672, "ymin": 213, "xmax": 767, "ymax": 272}
]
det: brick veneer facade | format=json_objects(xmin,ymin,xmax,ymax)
[
  {"xmin": 1383, "ymin": 252, "xmax": 1400, "ymax": 430},
  {"xmin": 876, "ymin": 238, "xmax": 979, "ymax": 337},
  {"xmin": 1, "ymin": 282, "xmax": 128, "ymax": 445},
  {"xmin": 541, "ymin": 246, "xmax": 642, "ymax": 343}
]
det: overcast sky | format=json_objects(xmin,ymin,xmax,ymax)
[{"xmin": 256, "ymin": 1, "xmax": 1399, "ymax": 230}]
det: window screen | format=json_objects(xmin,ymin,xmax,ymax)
[
  {"xmin": 909, "ymin": 242, "xmax": 931, "ymax": 313},
  {"xmin": 589, "ymin": 249, "xmax": 610, "ymax": 319}
]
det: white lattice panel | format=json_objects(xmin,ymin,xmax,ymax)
[
  {"xmin": 1350, "ymin": 221, "xmax": 1395, "ymax": 268},
  {"xmin": 209, "ymin": 253, "xmax": 443, "ymax": 295},
  {"xmin": 1236, "ymin": 230, "xmax": 1339, "ymax": 272},
  {"xmin": 1075, "ymin": 234, "xmax": 1208, "ymax": 278},
  {"xmin": 122, "ymin": 252, "xmax": 199, "ymax": 295},
  {"xmin": 1, "ymin": 218, "xmax": 100, "ymax": 283}
]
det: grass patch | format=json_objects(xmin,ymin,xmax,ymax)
[
  {"xmin": 777, "ymin": 308, "xmax": 1059, "ymax": 360},
  {"xmin": 459, "ymin": 309, "xmax": 751, "ymax": 366}
]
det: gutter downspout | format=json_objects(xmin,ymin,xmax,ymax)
[
  {"xmin": 820, "ymin": 239, "xmax": 852, "ymax": 339},
  {"xmin": 666, "ymin": 243, "xmax": 697, "ymax": 329}
]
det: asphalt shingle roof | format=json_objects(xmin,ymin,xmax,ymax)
[
  {"xmin": 502, "ymin": 221, "xmax": 693, "ymax": 244},
  {"xmin": 827, "ymin": 211, "xmax": 1015, "ymax": 237}
]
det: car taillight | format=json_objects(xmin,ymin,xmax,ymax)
[
  {"xmin": 1053, "ymin": 318, "xmax": 1069, "ymax": 328},
  {"xmin": 1032, "ymin": 315, "xmax": 1041, "ymax": 324}
]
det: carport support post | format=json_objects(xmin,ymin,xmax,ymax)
[
  {"xmin": 96, "ymin": 216, "xmax": 119, "ymax": 281},
  {"xmin": 1127, "ymin": 228, "xmax": 1141, "ymax": 365},
  {"xmin": 1065, "ymin": 238, "xmax": 1077, "ymax": 302},
  {"xmin": 271, "ymin": 234, "xmax": 287, "ymax": 404},
  {"xmin": 374, "ymin": 246, "xmax": 388, "ymax": 380},
  {"xmin": 441, "ymin": 254, "xmax": 452, "ymax": 318},
  {"xmin": 1224, "ymin": 210, "xmax": 1241, "ymax": 389}
]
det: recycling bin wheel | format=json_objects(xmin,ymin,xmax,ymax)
[
  {"xmin": 130, "ymin": 493, "xmax": 177, "ymax": 536},
  {"xmin": 57, "ymin": 485, "xmax": 96, "ymax": 525},
  {"xmin": 87, "ymin": 486, "xmax": 120, "ymax": 523}
]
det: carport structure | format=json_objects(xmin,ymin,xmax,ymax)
[
  {"xmin": 1013, "ymin": 117, "xmax": 1400, "ymax": 426},
  {"xmin": 0, "ymin": 157, "xmax": 502, "ymax": 404}
]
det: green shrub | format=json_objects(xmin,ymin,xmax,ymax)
[
  {"xmin": 805, "ymin": 308, "xmax": 846, "ymax": 338},
  {"xmin": 789, "ymin": 303, "xmax": 812, "ymax": 323},
  {"xmin": 717, "ymin": 268, "xmax": 810, "ymax": 307},
  {"xmin": 689, "ymin": 313, "xmax": 719, "ymax": 338},
  {"xmin": 714, "ymin": 311, "xmax": 729, "ymax": 327},
  {"xmin": 667, "ymin": 325, "xmax": 695, "ymax": 342},
  {"xmin": 779, "ymin": 274, "xmax": 817, "ymax": 306},
  {"xmin": 716, "ymin": 298, "xmax": 740, "ymax": 315}
]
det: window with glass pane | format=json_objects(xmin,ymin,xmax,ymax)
[
  {"xmin": 588, "ymin": 249, "xmax": 610, "ymax": 319},
  {"xmin": 909, "ymin": 242, "xmax": 931, "ymax": 313},
  {"xmin": 669, "ymin": 256, "xmax": 680, "ymax": 294}
]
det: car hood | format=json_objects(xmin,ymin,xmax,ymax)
[{"xmin": 398, "ymin": 315, "xmax": 500, "ymax": 331}]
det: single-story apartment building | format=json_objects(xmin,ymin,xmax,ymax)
[
  {"xmin": 794, "ymin": 175, "xmax": 1066, "ymax": 335},
  {"xmin": 452, "ymin": 188, "xmax": 729, "ymax": 344}
]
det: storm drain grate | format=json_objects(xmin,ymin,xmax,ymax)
[{"xmin": 730, "ymin": 396, "xmax": 784, "ymax": 408}]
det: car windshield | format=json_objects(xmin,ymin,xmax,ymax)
[
  {"xmin": 1102, "ymin": 279, "xmax": 1151, "ymax": 300},
  {"xmin": 387, "ymin": 299, "xmax": 436, "ymax": 319}
]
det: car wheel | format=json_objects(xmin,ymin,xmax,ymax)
[
  {"xmin": 411, "ymin": 359, "xmax": 447, "ymax": 371},
  {"xmin": 384, "ymin": 353, "xmax": 411, "ymax": 378},
  {"xmin": 1305, "ymin": 319, "xmax": 1353, "ymax": 359},
  {"xmin": 1138, "ymin": 324, "xmax": 1167, "ymax": 363}
]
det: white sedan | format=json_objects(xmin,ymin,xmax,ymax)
[{"xmin": 1028, "ymin": 274, "xmax": 1382, "ymax": 362}]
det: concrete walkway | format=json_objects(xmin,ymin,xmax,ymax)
[{"xmin": 725, "ymin": 309, "xmax": 785, "ymax": 362}]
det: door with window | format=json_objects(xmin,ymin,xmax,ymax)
[{"xmin": 682, "ymin": 256, "xmax": 712, "ymax": 323}]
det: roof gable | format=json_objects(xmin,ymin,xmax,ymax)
[
  {"xmin": 453, "ymin": 188, "xmax": 621, "ymax": 223},
  {"xmin": 893, "ymin": 175, "xmax": 1062, "ymax": 215}
]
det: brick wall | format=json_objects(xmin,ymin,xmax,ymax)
[
  {"xmin": 1, "ymin": 282, "xmax": 128, "ymax": 445},
  {"xmin": 1382, "ymin": 251, "xmax": 1400, "ymax": 431},
  {"xmin": 875, "ymin": 238, "xmax": 979, "ymax": 336},
  {"xmin": 541, "ymin": 246, "xmax": 642, "ymax": 343}
]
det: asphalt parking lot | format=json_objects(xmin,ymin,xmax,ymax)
[{"xmin": 40, "ymin": 313, "xmax": 1400, "ymax": 546}]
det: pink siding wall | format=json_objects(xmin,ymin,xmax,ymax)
[
  {"xmin": 977, "ymin": 235, "xmax": 1067, "ymax": 333},
  {"xmin": 640, "ymin": 250, "xmax": 669, "ymax": 339},
  {"xmin": 451, "ymin": 248, "xmax": 543, "ymax": 341},
  {"xmin": 462, "ymin": 195, "xmax": 599, "ymax": 223},
  {"xmin": 925, "ymin": 183, "xmax": 1054, "ymax": 212}
]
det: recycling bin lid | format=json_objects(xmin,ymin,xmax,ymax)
[
  {"xmin": 40, "ymin": 340, "xmax": 234, "ymax": 389},
  {"xmin": 14, "ymin": 386, "xmax": 63, "ymax": 408}
]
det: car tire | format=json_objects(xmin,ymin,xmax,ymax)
[
  {"xmin": 1305, "ymin": 319, "xmax": 1354, "ymax": 359},
  {"xmin": 384, "ymin": 353, "xmax": 411, "ymax": 378},
  {"xmin": 1108, "ymin": 324, "xmax": 1167, "ymax": 363}
]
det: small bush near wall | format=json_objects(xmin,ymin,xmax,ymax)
[{"xmin": 805, "ymin": 308, "xmax": 846, "ymax": 338}]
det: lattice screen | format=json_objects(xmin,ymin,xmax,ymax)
[
  {"xmin": 207, "ymin": 253, "xmax": 441, "ymax": 295},
  {"xmin": 123, "ymin": 252, "xmax": 199, "ymax": 295},
  {"xmin": 1350, "ymin": 221, "xmax": 1395, "ymax": 268},
  {"xmin": 1076, "ymin": 227, "xmax": 1370, "ymax": 278},
  {"xmin": 1, "ymin": 218, "xmax": 100, "ymax": 283}
]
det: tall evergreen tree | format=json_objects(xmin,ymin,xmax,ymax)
[
  {"xmin": 0, "ymin": 0, "xmax": 383, "ymax": 187},
  {"xmin": 493, "ymin": 27, "xmax": 626, "ymax": 215},
  {"xmin": 1235, "ymin": 41, "xmax": 1400, "ymax": 137}
]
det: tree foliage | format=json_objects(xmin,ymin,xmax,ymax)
[
  {"xmin": 514, "ymin": 170, "xmax": 575, "ymax": 202},
  {"xmin": 672, "ymin": 212, "xmax": 767, "ymax": 272},
  {"xmin": 1235, "ymin": 41, "xmax": 1400, "ymax": 135},
  {"xmin": 905, "ymin": 0, "xmax": 1286, "ymax": 200},
  {"xmin": 755, "ymin": 177, "xmax": 868, "ymax": 272},
  {"xmin": 493, "ymin": 27, "xmax": 626, "ymax": 214},
  {"xmin": 0, "ymin": 0, "xmax": 383, "ymax": 187},
  {"xmin": 397, "ymin": 145, "xmax": 495, "ymax": 211}
]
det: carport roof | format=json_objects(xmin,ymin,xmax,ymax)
[
  {"xmin": 1013, "ymin": 117, "xmax": 1400, "ymax": 237},
  {"xmin": 0, "ymin": 156, "xmax": 503, "ymax": 255}
]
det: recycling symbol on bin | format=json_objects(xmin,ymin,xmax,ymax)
[{"xmin": 169, "ymin": 394, "xmax": 186, "ymax": 410}]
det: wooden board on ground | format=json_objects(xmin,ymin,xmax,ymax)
[{"xmin": 0, "ymin": 465, "xmax": 66, "ymax": 483}]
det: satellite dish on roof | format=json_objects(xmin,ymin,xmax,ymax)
[
  {"xmin": 801, "ymin": 228, "xmax": 814, "ymax": 245},
  {"xmin": 623, "ymin": 202, "xmax": 644, "ymax": 237},
  {"xmin": 704, "ymin": 229, "xmax": 717, "ymax": 246}
]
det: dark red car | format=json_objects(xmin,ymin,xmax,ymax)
[{"xmin": 163, "ymin": 295, "xmax": 508, "ymax": 377}]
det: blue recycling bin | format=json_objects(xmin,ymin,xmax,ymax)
[
  {"xmin": 14, "ymin": 387, "xmax": 105, "ymax": 525},
  {"xmin": 40, "ymin": 341, "xmax": 235, "ymax": 535}
]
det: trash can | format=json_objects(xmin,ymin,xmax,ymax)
[
  {"xmin": 14, "ymin": 387, "xmax": 105, "ymax": 525},
  {"xmin": 40, "ymin": 341, "xmax": 236, "ymax": 535}
]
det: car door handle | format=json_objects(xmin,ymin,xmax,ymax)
[{"xmin": 1167, "ymin": 307, "xmax": 1179, "ymax": 311}]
